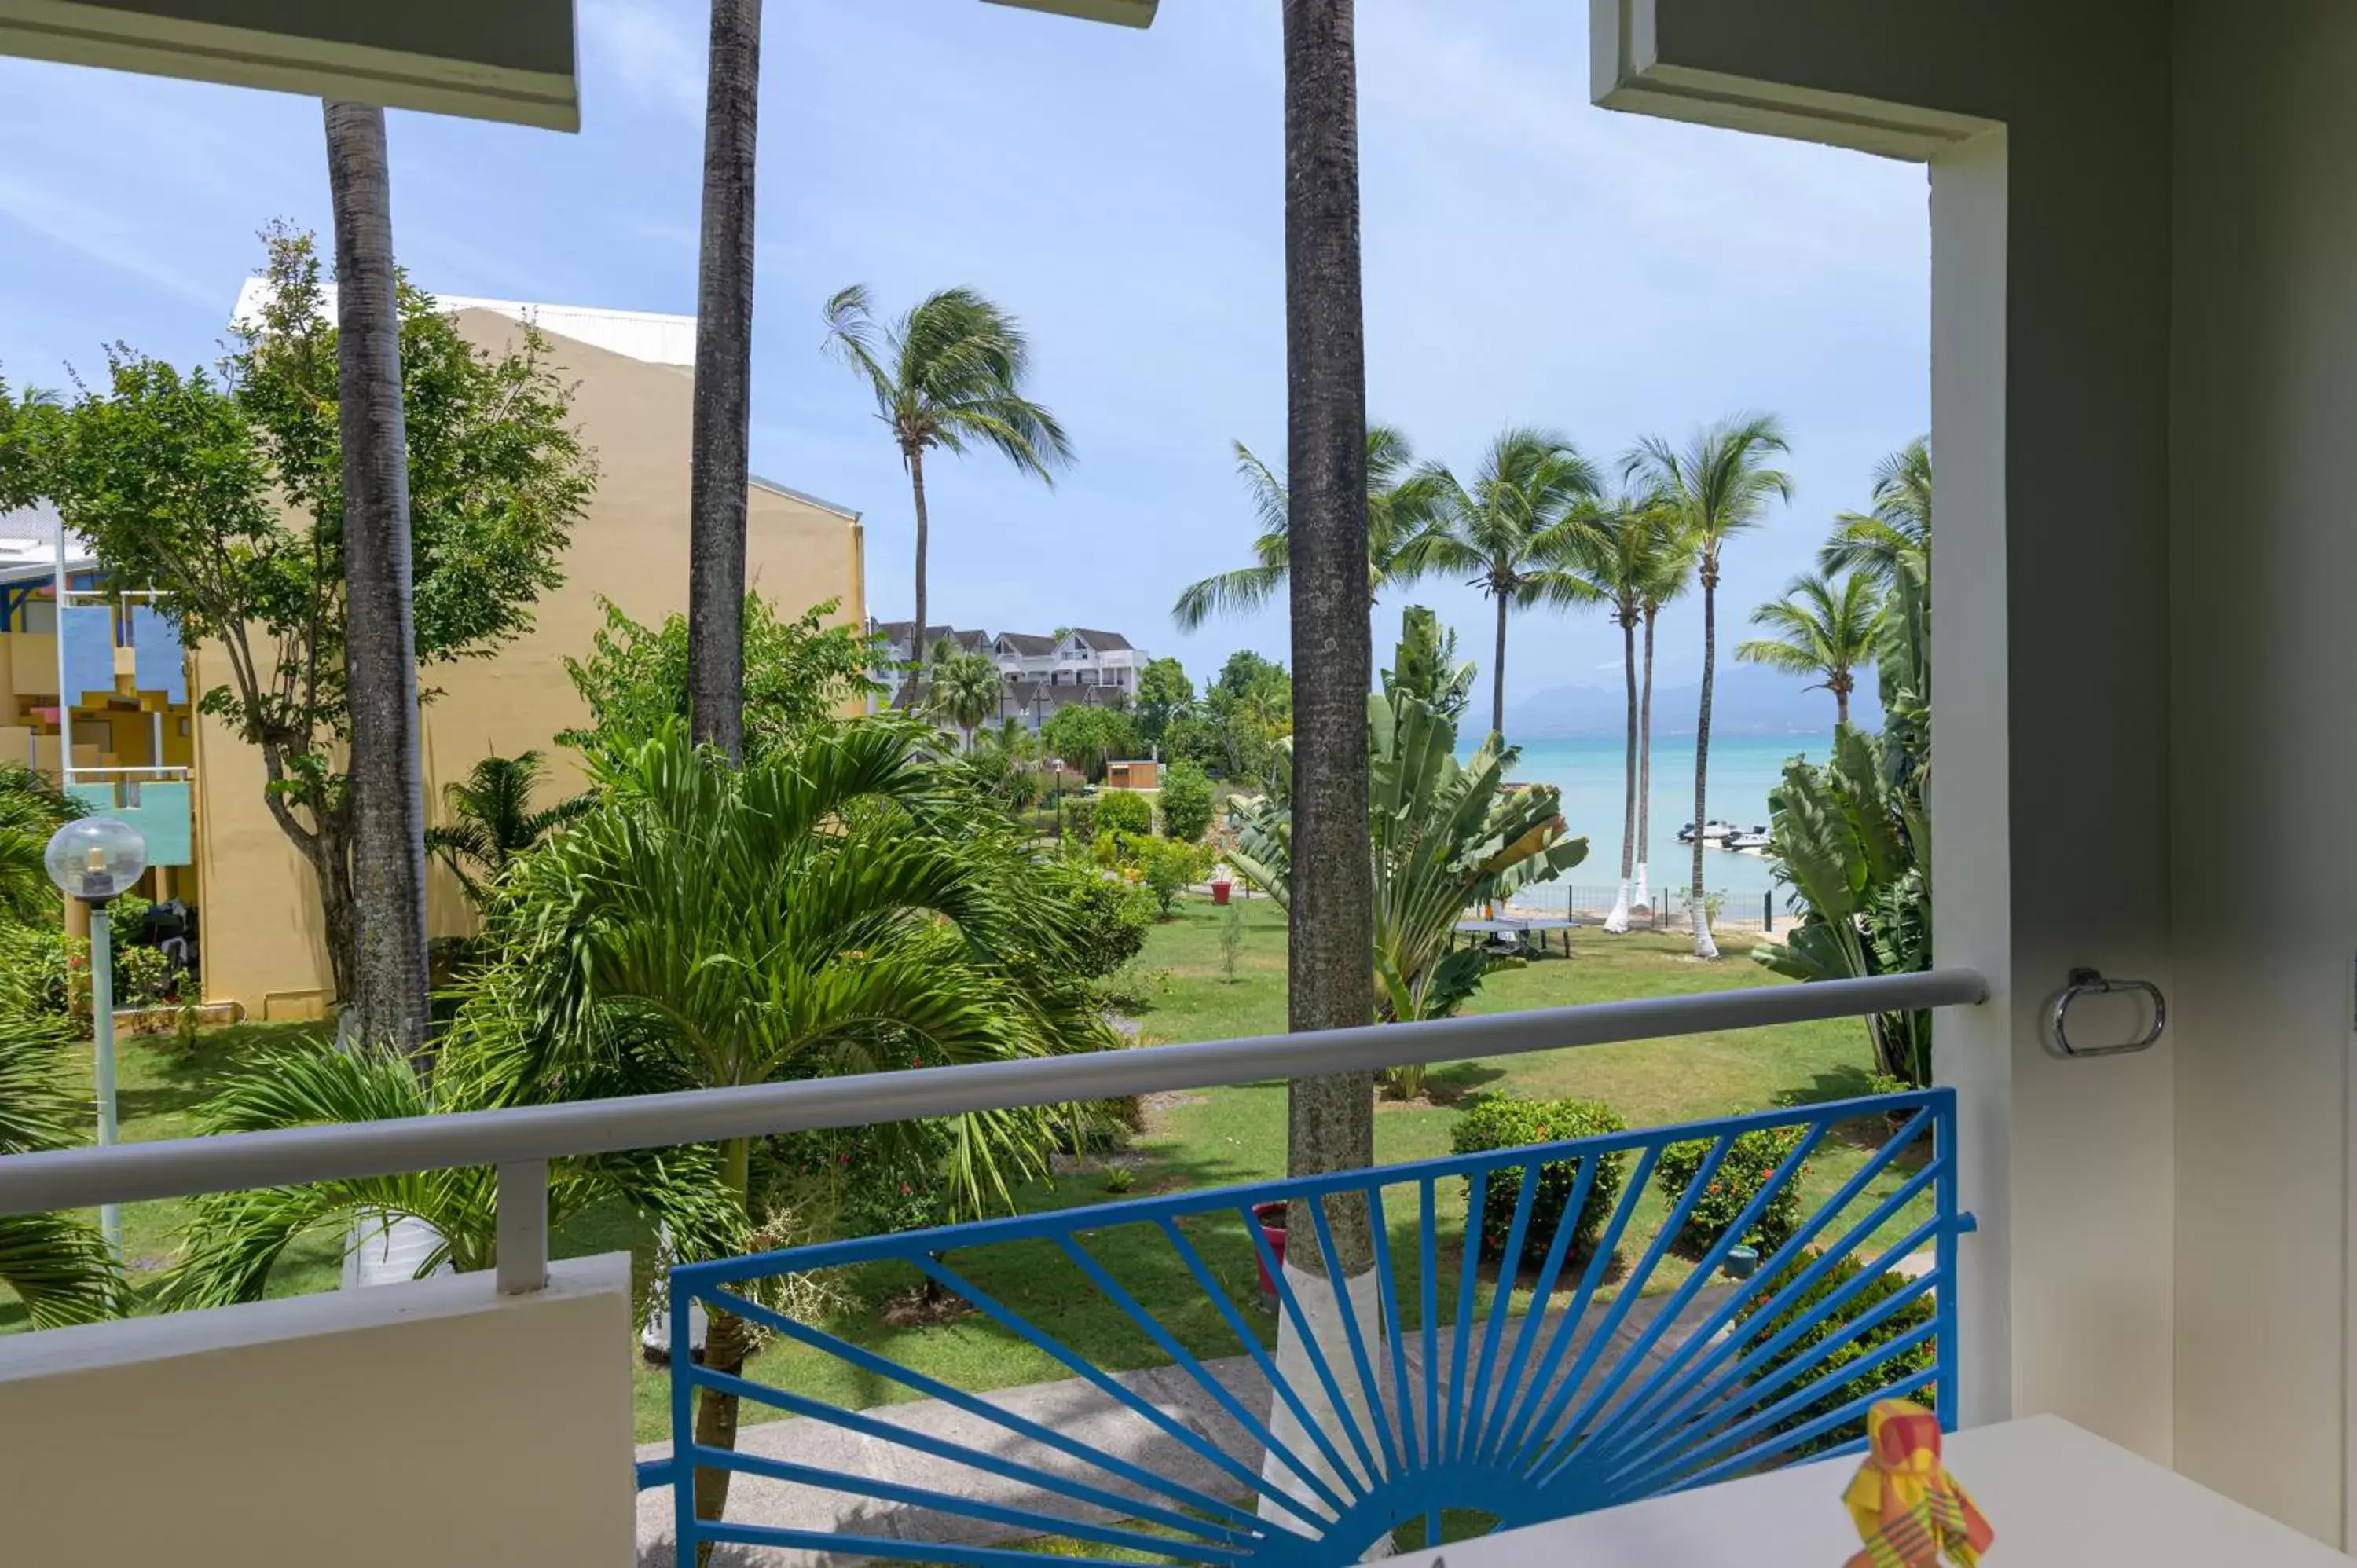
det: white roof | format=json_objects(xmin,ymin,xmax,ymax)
[
  {"xmin": 230, "ymin": 277, "xmax": 697, "ymax": 368},
  {"xmin": 0, "ymin": 501, "xmax": 93, "ymax": 586}
]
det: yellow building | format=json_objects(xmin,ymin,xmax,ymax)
[{"xmin": 1, "ymin": 296, "xmax": 868, "ymax": 1020}]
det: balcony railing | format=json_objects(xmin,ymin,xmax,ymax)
[{"xmin": 0, "ymin": 968, "xmax": 1985, "ymax": 1563}]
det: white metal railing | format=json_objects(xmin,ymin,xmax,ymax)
[{"xmin": 0, "ymin": 969, "xmax": 1987, "ymax": 1297}]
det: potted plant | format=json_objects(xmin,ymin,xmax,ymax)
[{"xmin": 1210, "ymin": 863, "xmax": 1234, "ymax": 906}]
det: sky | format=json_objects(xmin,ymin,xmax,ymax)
[{"xmin": 0, "ymin": 0, "xmax": 1929, "ymax": 722}]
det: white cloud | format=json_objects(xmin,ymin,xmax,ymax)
[{"xmin": 581, "ymin": 0, "xmax": 706, "ymax": 119}]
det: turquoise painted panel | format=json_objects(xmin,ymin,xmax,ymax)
[
  {"xmin": 68, "ymin": 783, "xmax": 117, "ymax": 818},
  {"xmin": 118, "ymin": 781, "xmax": 192, "ymax": 867},
  {"xmin": 60, "ymin": 604, "xmax": 115, "ymax": 705},
  {"xmin": 130, "ymin": 606, "xmax": 187, "ymax": 704}
]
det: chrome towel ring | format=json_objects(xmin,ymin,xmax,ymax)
[{"xmin": 2048, "ymin": 968, "xmax": 2167, "ymax": 1058}]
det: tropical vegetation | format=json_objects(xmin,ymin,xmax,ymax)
[
  {"xmin": 1736, "ymin": 569, "xmax": 1885, "ymax": 727},
  {"xmin": 424, "ymin": 752, "xmax": 591, "ymax": 907},
  {"xmin": 824, "ymin": 284, "xmax": 1071, "ymax": 695},
  {"xmin": 0, "ymin": 1002, "xmax": 121, "ymax": 1327}
]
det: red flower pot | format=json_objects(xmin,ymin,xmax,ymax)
[
  {"xmin": 1211, "ymin": 880, "xmax": 1233, "ymax": 906},
  {"xmin": 1251, "ymin": 1200, "xmax": 1288, "ymax": 1305}
]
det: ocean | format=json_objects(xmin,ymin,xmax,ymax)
[{"xmin": 1479, "ymin": 732, "xmax": 1837, "ymax": 903}]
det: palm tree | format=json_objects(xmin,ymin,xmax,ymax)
[
  {"xmin": 0, "ymin": 1007, "xmax": 121, "ymax": 1327},
  {"xmin": 1737, "ymin": 570, "xmax": 1884, "ymax": 726},
  {"xmin": 423, "ymin": 751, "xmax": 592, "ymax": 906},
  {"xmin": 452, "ymin": 722, "xmax": 1110, "ymax": 1533},
  {"xmin": 323, "ymin": 100, "xmax": 431, "ymax": 1060},
  {"xmin": 928, "ymin": 643, "xmax": 1006, "ymax": 750},
  {"xmin": 1628, "ymin": 415, "xmax": 1794, "ymax": 960},
  {"xmin": 1171, "ymin": 426, "xmax": 1437, "ymax": 629},
  {"xmin": 0, "ymin": 764, "xmax": 83, "ymax": 925},
  {"xmin": 1821, "ymin": 436, "xmax": 1930, "ymax": 586},
  {"xmin": 1633, "ymin": 524, "xmax": 1697, "ymax": 917},
  {"xmin": 1562, "ymin": 496, "xmax": 1682, "ymax": 932},
  {"xmin": 824, "ymin": 285, "xmax": 1072, "ymax": 698},
  {"xmin": 1269, "ymin": 0, "xmax": 1379, "ymax": 1530},
  {"xmin": 686, "ymin": 0, "xmax": 764, "ymax": 763},
  {"xmin": 1393, "ymin": 427, "xmax": 1605, "ymax": 743}
]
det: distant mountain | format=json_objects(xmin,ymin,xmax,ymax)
[{"xmin": 1504, "ymin": 664, "xmax": 1880, "ymax": 740}]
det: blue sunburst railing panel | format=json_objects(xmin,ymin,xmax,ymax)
[{"xmin": 643, "ymin": 1088, "xmax": 1967, "ymax": 1566}]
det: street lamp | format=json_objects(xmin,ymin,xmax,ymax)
[{"xmin": 45, "ymin": 816, "xmax": 148, "ymax": 1256}]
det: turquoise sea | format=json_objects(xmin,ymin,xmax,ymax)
[{"xmin": 1479, "ymin": 732, "xmax": 1836, "ymax": 903}]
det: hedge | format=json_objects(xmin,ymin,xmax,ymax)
[
  {"xmin": 1727, "ymin": 1251, "xmax": 1937, "ymax": 1457},
  {"xmin": 1450, "ymin": 1096, "xmax": 1628, "ymax": 1265},
  {"xmin": 1653, "ymin": 1121, "xmax": 1813, "ymax": 1256}
]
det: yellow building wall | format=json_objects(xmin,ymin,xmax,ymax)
[{"xmin": 192, "ymin": 310, "xmax": 867, "ymax": 1017}]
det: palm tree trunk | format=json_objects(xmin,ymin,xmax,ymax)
[
  {"xmin": 905, "ymin": 448, "xmax": 932, "ymax": 707},
  {"xmin": 1835, "ymin": 684, "xmax": 1850, "ymax": 727},
  {"xmin": 1270, "ymin": 0, "xmax": 1380, "ymax": 1532},
  {"xmin": 1490, "ymin": 592, "xmax": 1509, "ymax": 743},
  {"xmin": 1636, "ymin": 607, "xmax": 1656, "ymax": 913},
  {"xmin": 685, "ymin": 0, "xmax": 763, "ymax": 765},
  {"xmin": 323, "ymin": 101, "xmax": 431, "ymax": 1064},
  {"xmin": 690, "ymin": 1134, "xmax": 753, "ymax": 1557},
  {"xmin": 1692, "ymin": 564, "xmax": 1721, "ymax": 960},
  {"xmin": 1605, "ymin": 612, "xmax": 1637, "ymax": 933}
]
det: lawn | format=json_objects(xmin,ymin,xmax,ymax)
[{"xmin": 5, "ymin": 896, "xmax": 1923, "ymax": 1451}]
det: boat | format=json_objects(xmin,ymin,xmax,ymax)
[
  {"xmin": 1724, "ymin": 827, "xmax": 1778, "ymax": 855},
  {"xmin": 1677, "ymin": 819, "xmax": 1742, "ymax": 844}
]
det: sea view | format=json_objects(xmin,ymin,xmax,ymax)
[{"xmin": 1483, "ymin": 731, "xmax": 1836, "ymax": 902}]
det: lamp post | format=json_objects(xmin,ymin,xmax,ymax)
[
  {"xmin": 1048, "ymin": 757, "xmax": 1066, "ymax": 837},
  {"xmin": 45, "ymin": 816, "xmax": 148, "ymax": 1258}
]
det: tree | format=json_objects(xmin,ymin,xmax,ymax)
[
  {"xmin": 1561, "ymin": 495, "xmax": 1682, "ymax": 932},
  {"xmin": 561, "ymin": 595, "xmax": 880, "ymax": 769},
  {"xmin": 1039, "ymin": 704, "xmax": 1138, "ymax": 782},
  {"xmin": 1134, "ymin": 656, "xmax": 1196, "ymax": 745},
  {"xmin": 1229, "ymin": 606, "xmax": 1587, "ymax": 1083},
  {"xmin": 324, "ymin": 100, "xmax": 431, "ymax": 1057},
  {"xmin": 927, "ymin": 643, "xmax": 1005, "ymax": 750},
  {"xmin": 1626, "ymin": 415, "xmax": 1794, "ymax": 959},
  {"xmin": 823, "ymin": 284, "xmax": 1071, "ymax": 696},
  {"xmin": 47, "ymin": 227, "xmax": 593, "ymax": 1010},
  {"xmin": 447, "ymin": 720, "xmax": 1112, "ymax": 1532},
  {"xmin": 0, "ymin": 374, "xmax": 62, "ymax": 511},
  {"xmin": 1170, "ymin": 426, "xmax": 1437, "ymax": 629},
  {"xmin": 686, "ymin": 0, "xmax": 764, "ymax": 764},
  {"xmin": 0, "ymin": 765, "xmax": 84, "ymax": 926},
  {"xmin": 1756, "ymin": 555, "xmax": 1932, "ymax": 1084},
  {"xmin": 1271, "ymin": 0, "xmax": 1379, "ymax": 1531},
  {"xmin": 1821, "ymin": 436, "xmax": 1931, "ymax": 587},
  {"xmin": 1392, "ymin": 427, "xmax": 1605, "ymax": 743},
  {"xmin": 1633, "ymin": 520, "xmax": 1696, "ymax": 916},
  {"xmin": 1737, "ymin": 570, "xmax": 1884, "ymax": 726},
  {"xmin": 424, "ymin": 751, "xmax": 591, "ymax": 906},
  {"xmin": 1157, "ymin": 760, "xmax": 1215, "ymax": 843},
  {"xmin": 1204, "ymin": 650, "xmax": 1293, "ymax": 782},
  {"xmin": 0, "ymin": 1005, "xmax": 122, "ymax": 1327}
]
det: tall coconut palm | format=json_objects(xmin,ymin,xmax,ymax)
[
  {"xmin": 1633, "ymin": 523, "xmax": 1697, "ymax": 917},
  {"xmin": 1738, "ymin": 570, "xmax": 1884, "ymax": 727},
  {"xmin": 1264, "ymin": 0, "xmax": 1381, "ymax": 1530},
  {"xmin": 1392, "ymin": 427, "xmax": 1605, "ymax": 744},
  {"xmin": 0, "ymin": 1006, "xmax": 122, "ymax": 1327},
  {"xmin": 322, "ymin": 101, "xmax": 431, "ymax": 1061},
  {"xmin": 824, "ymin": 285, "xmax": 1072, "ymax": 698},
  {"xmin": 685, "ymin": 0, "xmax": 764, "ymax": 764},
  {"xmin": 928, "ymin": 643, "xmax": 1006, "ymax": 750},
  {"xmin": 1628, "ymin": 415, "xmax": 1794, "ymax": 960},
  {"xmin": 452, "ymin": 721, "xmax": 1109, "ymax": 1533},
  {"xmin": 1171, "ymin": 426, "xmax": 1436, "ymax": 629},
  {"xmin": 1563, "ymin": 496, "xmax": 1682, "ymax": 932},
  {"xmin": 1821, "ymin": 435, "xmax": 1930, "ymax": 586},
  {"xmin": 423, "ymin": 750, "xmax": 592, "ymax": 906}
]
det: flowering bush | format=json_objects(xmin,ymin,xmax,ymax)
[
  {"xmin": 1730, "ymin": 1251, "xmax": 1936, "ymax": 1456},
  {"xmin": 1653, "ymin": 1121, "xmax": 1813, "ymax": 1256},
  {"xmin": 1450, "ymin": 1096, "xmax": 1628, "ymax": 1264}
]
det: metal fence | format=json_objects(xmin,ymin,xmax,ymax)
[
  {"xmin": 645, "ymin": 1090, "xmax": 1965, "ymax": 1566},
  {"xmin": 1505, "ymin": 884, "xmax": 1787, "ymax": 936}
]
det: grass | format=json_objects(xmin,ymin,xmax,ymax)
[{"xmin": 5, "ymin": 896, "xmax": 1923, "ymax": 1455}]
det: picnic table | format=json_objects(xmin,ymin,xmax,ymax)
[{"xmin": 1452, "ymin": 914, "xmax": 1576, "ymax": 958}]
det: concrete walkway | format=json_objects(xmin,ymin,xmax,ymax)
[{"xmin": 635, "ymin": 1285, "xmax": 1738, "ymax": 1566}]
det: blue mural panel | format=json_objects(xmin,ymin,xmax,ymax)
[
  {"xmin": 59, "ymin": 603, "xmax": 115, "ymax": 706},
  {"xmin": 130, "ymin": 605, "xmax": 187, "ymax": 704}
]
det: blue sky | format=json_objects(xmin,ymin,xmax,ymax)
[{"xmin": 0, "ymin": 0, "xmax": 1927, "ymax": 719}]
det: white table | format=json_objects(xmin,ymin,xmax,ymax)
[{"xmin": 1393, "ymin": 1416, "xmax": 2355, "ymax": 1567}]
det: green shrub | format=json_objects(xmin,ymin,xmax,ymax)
[
  {"xmin": 1729, "ymin": 1251, "xmax": 1937, "ymax": 1456},
  {"xmin": 1157, "ymin": 763, "xmax": 1215, "ymax": 843},
  {"xmin": 1139, "ymin": 837, "xmax": 1211, "ymax": 915},
  {"xmin": 1095, "ymin": 789, "xmax": 1153, "ymax": 837},
  {"xmin": 1654, "ymin": 1122, "xmax": 1813, "ymax": 1256},
  {"xmin": 1060, "ymin": 796, "xmax": 1098, "ymax": 844},
  {"xmin": 1046, "ymin": 862, "xmax": 1156, "ymax": 980},
  {"xmin": 1450, "ymin": 1096, "xmax": 1628, "ymax": 1264}
]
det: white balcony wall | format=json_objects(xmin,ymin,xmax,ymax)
[{"xmin": 0, "ymin": 1254, "xmax": 634, "ymax": 1566}]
